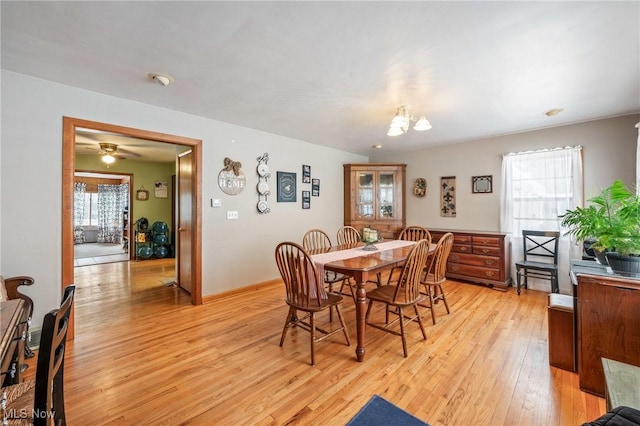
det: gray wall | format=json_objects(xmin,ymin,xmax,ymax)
[
  {"xmin": 372, "ymin": 114, "xmax": 638, "ymax": 231},
  {"xmin": 1, "ymin": 71, "xmax": 366, "ymax": 325}
]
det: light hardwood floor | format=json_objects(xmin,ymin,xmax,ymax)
[{"xmin": 29, "ymin": 259, "xmax": 605, "ymax": 425}]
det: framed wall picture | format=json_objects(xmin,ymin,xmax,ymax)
[
  {"xmin": 302, "ymin": 190, "xmax": 310, "ymax": 209},
  {"xmin": 472, "ymin": 175, "xmax": 493, "ymax": 193},
  {"xmin": 312, "ymin": 178, "xmax": 320, "ymax": 196},
  {"xmin": 302, "ymin": 165, "xmax": 311, "ymax": 183},
  {"xmin": 136, "ymin": 187, "xmax": 149, "ymax": 201},
  {"xmin": 154, "ymin": 180, "xmax": 168, "ymax": 198},
  {"xmin": 276, "ymin": 171, "xmax": 297, "ymax": 202}
]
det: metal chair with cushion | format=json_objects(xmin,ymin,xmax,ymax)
[
  {"xmin": 515, "ymin": 230, "xmax": 560, "ymax": 295},
  {"xmin": 365, "ymin": 239, "xmax": 430, "ymax": 357},
  {"xmin": 275, "ymin": 242, "xmax": 350, "ymax": 366}
]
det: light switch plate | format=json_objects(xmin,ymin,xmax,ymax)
[
  {"xmin": 211, "ymin": 198, "xmax": 221, "ymax": 208},
  {"xmin": 226, "ymin": 210, "xmax": 239, "ymax": 220}
]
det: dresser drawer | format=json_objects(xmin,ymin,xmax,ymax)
[
  {"xmin": 453, "ymin": 244, "xmax": 472, "ymax": 253},
  {"xmin": 454, "ymin": 234, "xmax": 472, "ymax": 244},
  {"xmin": 472, "ymin": 236, "xmax": 501, "ymax": 246},
  {"xmin": 449, "ymin": 253, "xmax": 501, "ymax": 268},
  {"xmin": 448, "ymin": 263, "xmax": 502, "ymax": 280},
  {"xmin": 472, "ymin": 245, "xmax": 501, "ymax": 257}
]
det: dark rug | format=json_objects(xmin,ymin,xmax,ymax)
[{"xmin": 346, "ymin": 395, "xmax": 430, "ymax": 426}]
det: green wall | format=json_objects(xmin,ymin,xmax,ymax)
[{"xmin": 76, "ymin": 154, "xmax": 175, "ymax": 230}]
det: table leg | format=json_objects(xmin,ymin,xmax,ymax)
[{"xmin": 354, "ymin": 272, "xmax": 367, "ymax": 362}]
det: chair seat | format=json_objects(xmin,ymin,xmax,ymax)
[
  {"xmin": 516, "ymin": 260, "xmax": 558, "ymax": 272},
  {"xmin": 1, "ymin": 379, "xmax": 35, "ymax": 425},
  {"xmin": 367, "ymin": 285, "xmax": 427, "ymax": 307},
  {"xmin": 325, "ymin": 270, "xmax": 349, "ymax": 284},
  {"xmin": 287, "ymin": 292, "xmax": 344, "ymax": 312}
]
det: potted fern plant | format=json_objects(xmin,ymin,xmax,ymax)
[{"xmin": 559, "ymin": 180, "xmax": 640, "ymax": 276}]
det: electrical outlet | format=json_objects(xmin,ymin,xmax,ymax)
[
  {"xmin": 226, "ymin": 210, "xmax": 239, "ymax": 220},
  {"xmin": 211, "ymin": 198, "xmax": 221, "ymax": 208}
]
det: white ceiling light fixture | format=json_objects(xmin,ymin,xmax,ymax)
[
  {"xmin": 148, "ymin": 72, "xmax": 174, "ymax": 87},
  {"xmin": 102, "ymin": 154, "xmax": 116, "ymax": 165},
  {"xmin": 387, "ymin": 105, "xmax": 432, "ymax": 136}
]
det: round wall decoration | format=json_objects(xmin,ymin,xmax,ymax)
[
  {"xmin": 218, "ymin": 157, "xmax": 246, "ymax": 195},
  {"xmin": 413, "ymin": 178, "xmax": 427, "ymax": 197}
]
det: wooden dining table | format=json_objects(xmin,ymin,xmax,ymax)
[{"xmin": 310, "ymin": 240, "xmax": 433, "ymax": 362}]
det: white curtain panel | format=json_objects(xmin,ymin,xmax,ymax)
[
  {"xmin": 501, "ymin": 146, "xmax": 583, "ymax": 294},
  {"xmin": 636, "ymin": 122, "xmax": 639, "ymax": 194}
]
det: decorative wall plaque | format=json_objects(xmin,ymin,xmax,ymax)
[
  {"xmin": 440, "ymin": 176, "xmax": 456, "ymax": 217},
  {"xmin": 413, "ymin": 178, "xmax": 427, "ymax": 197},
  {"xmin": 256, "ymin": 153, "xmax": 271, "ymax": 214},
  {"xmin": 217, "ymin": 157, "xmax": 246, "ymax": 195}
]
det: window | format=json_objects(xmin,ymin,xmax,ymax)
[
  {"xmin": 81, "ymin": 192, "xmax": 99, "ymax": 226},
  {"xmin": 501, "ymin": 146, "xmax": 583, "ymax": 292}
]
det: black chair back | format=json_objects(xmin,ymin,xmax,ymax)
[
  {"xmin": 33, "ymin": 285, "xmax": 75, "ymax": 426},
  {"xmin": 522, "ymin": 230, "xmax": 560, "ymax": 264}
]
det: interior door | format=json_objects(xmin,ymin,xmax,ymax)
[{"xmin": 178, "ymin": 150, "xmax": 194, "ymax": 294}]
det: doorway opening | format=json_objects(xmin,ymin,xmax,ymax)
[
  {"xmin": 62, "ymin": 116, "xmax": 203, "ymax": 340},
  {"xmin": 73, "ymin": 171, "xmax": 132, "ymax": 266}
]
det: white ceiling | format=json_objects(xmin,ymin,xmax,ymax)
[{"xmin": 2, "ymin": 1, "xmax": 639, "ymax": 158}]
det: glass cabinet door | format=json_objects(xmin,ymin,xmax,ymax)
[
  {"xmin": 378, "ymin": 172, "xmax": 396, "ymax": 219},
  {"xmin": 355, "ymin": 172, "xmax": 374, "ymax": 219}
]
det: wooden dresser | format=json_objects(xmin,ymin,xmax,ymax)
[{"xmin": 430, "ymin": 229, "xmax": 511, "ymax": 290}]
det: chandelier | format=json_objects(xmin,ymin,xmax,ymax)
[{"xmin": 387, "ymin": 105, "xmax": 432, "ymax": 136}]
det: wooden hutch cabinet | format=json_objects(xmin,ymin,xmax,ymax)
[
  {"xmin": 430, "ymin": 229, "xmax": 511, "ymax": 290},
  {"xmin": 343, "ymin": 164, "xmax": 406, "ymax": 239}
]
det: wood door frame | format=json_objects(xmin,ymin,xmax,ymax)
[{"xmin": 62, "ymin": 116, "xmax": 203, "ymax": 339}]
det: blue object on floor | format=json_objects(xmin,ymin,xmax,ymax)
[
  {"xmin": 346, "ymin": 395, "xmax": 429, "ymax": 426},
  {"xmin": 137, "ymin": 245, "xmax": 153, "ymax": 259},
  {"xmin": 153, "ymin": 245, "xmax": 168, "ymax": 258}
]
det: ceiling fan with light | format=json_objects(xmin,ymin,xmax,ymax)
[{"xmin": 99, "ymin": 143, "xmax": 120, "ymax": 165}]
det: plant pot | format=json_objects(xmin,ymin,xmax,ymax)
[
  {"xmin": 593, "ymin": 248, "xmax": 609, "ymax": 266},
  {"xmin": 605, "ymin": 252, "xmax": 640, "ymax": 277}
]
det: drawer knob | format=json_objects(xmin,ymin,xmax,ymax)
[
  {"xmin": 451, "ymin": 265, "xmax": 459, "ymax": 271},
  {"xmin": 481, "ymin": 248, "xmax": 489, "ymax": 253},
  {"xmin": 485, "ymin": 271, "xmax": 495, "ymax": 277},
  {"xmin": 450, "ymin": 255, "xmax": 459, "ymax": 262},
  {"xmin": 460, "ymin": 246, "xmax": 468, "ymax": 252},
  {"xmin": 485, "ymin": 260, "xmax": 495, "ymax": 266}
]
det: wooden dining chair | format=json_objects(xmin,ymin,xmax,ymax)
[
  {"xmin": 384, "ymin": 226, "xmax": 432, "ymax": 286},
  {"xmin": 303, "ymin": 229, "xmax": 355, "ymax": 302},
  {"xmin": 420, "ymin": 232, "xmax": 454, "ymax": 324},
  {"xmin": 365, "ymin": 239, "xmax": 430, "ymax": 357},
  {"xmin": 275, "ymin": 242, "xmax": 350, "ymax": 366},
  {"xmin": 336, "ymin": 226, "xmax": 361, "ymax": 246},
  {"xmin": 1, "ymin": 285, "xmax": 75, "ymax": 426}
]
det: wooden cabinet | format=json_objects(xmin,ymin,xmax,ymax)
[
  {"xmin": 430, "ymin": 229, "xmax": 511, "ymax": 290},
  {"xmin": 343, "ymin": 164, "xmax": 406, "ymax": 239},
  {"xmin": 575, "ymin": 273, "xmax": 640, "ymax": 397}
]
